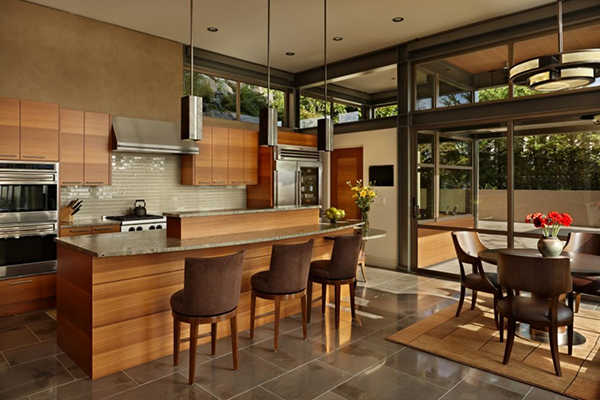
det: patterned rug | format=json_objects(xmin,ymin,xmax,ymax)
[{"xmin": 387, "ymin": 294, "xmax": 600, "ymax": 400}]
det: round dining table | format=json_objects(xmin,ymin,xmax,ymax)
[{"xmin": 478, "ymin": 248, "xmax": 600, "ymax": 346}]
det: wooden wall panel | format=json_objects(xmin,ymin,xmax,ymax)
[{"xmin": 278, "ymin": 131, "xmax": 317, "ymax": 147}]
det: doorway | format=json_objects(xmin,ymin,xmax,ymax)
[{"xmin": 331, "ymin": 147, "xmax": 363, "ymax": 219}]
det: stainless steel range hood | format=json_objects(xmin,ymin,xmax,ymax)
[{"xmin": 112, "ymin": 116, "xmax": 199, "ymax": 155}]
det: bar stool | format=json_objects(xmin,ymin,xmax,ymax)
[
  {"xmin": 307, "ymin": 233, "xmax": 363, "ymax": 329},
  {"xmin": 249, "ymin": 239, "xmax": 314, "ymax": 352},
  {"xmin": 171, "ymin": 251, "xmax": 245, "ymax": 384}
]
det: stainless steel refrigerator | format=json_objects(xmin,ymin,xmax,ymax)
[{"xmin": 274, "ymin": 146, "xmax": 322, "ymax": 207}]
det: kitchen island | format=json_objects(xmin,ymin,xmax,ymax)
[{"xmin": 55, "ymin": 206, "xmax": 360, "ymax": 379}]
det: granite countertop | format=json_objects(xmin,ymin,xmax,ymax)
[
  {"xmin": 55, "ymin": 221, "xmax": 360, "ymax": 258},
  {"xmin": 60, "ymin": 218, "xmax": 120, "ymax": 229},
  {"xmin": 163, "ymin": 205, "xmax": 321, "ymax": 218}
]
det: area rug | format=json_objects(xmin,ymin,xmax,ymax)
[
  {"xmin": 387, "ymin": 294, "xmax": 600, "ymax": 400},
  {"xmin": 46, "ymin": 309, "xmax": 57, "ymax": 321}
]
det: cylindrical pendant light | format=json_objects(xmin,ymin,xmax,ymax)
[
  {"xmin": 318, "ymin": 0, "xmax": 333, "ymax": 152},
  {"xmin": 259, "ymin": 0, "xmax": 278, "ymax": 147},
  {"xmin": 181, "ymin": 0, "xmax": 203, "ymax": 141}
]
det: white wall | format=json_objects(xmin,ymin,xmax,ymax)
[{"xmin": 324, "ymin": 128, "xmax": 398, "ymax": 269}]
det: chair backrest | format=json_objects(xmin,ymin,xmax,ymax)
[
  {"xmin": 497, "ymin": 252, "xmax": 572, "ymax": 295},
  {"xmin": 328, "ymin": 233, "xmax": 363, "ymax": 279},
  {"xmin": 564, "ymin": 232, "xmax": 600, "ymax": 256},
  {"xmin": 451, "ymin": 231, "xmax": 487, "ymax": 265},
  {"xmin": 183, "ymin": 251, "xmax": 246, "ymax": 316},
  {"xmin": 267, "ymin": 239, "xmax": 314, "ymax": 293}
]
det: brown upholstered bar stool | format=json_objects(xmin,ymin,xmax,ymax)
[
  {"xmin": 497, "ymin": 252, "xmax": 574, "ymax": 377},
  {"xmin": 171, "ymin": 251, "xmax": 245, "ymax": 384},
  {"xmin": 249, "ymin": 239, "xmax": 314, "ymax": 352},
  {"xmin": 452, "ymin": 231, "xmax": 501, "ymax": 327},
  {"xmin": 307, "ymin": 233, "xmax": 363, "ymax": 330},
  {"xmin": 563, "ymin": 232, "xmax": 600, "ymax": 312}
]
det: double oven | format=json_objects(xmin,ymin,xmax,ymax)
[{"xmin": 0, "ymin": 162, "xmax": 58, "ymax": 276}]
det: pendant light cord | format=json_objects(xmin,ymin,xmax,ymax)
[
  {"xmin": 557, "ymin": 0, "xmax": 563, "ymax": 53},
  {"xmin": 324, "ymin": 0, "xmax": 327, "ymax": 120},
  {"xmin": 267, "ymin": 0, "xmax": 271, "ymax": 108},
  {"xmin": 190, "ymin": 0, "xmax": 194, "ymax": 95}
]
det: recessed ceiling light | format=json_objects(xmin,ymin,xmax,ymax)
[
  {"xmin": 332, "ymin": 37, "xmax": 343, "ymax": 41},
  {"xmin": 392, "ymin": 17, "xmax": 404, "ymax": 22},
  {"xmin": 207, "ymin": 27, "xmax": 218, "ymax": 32},
  {"xmin": 285, "ymin": 52, "xmax": 295, "ymax": 56}
]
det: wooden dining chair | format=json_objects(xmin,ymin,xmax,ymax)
[
  {"xmin": 451, "ymin": 231, "xmax": 501, "ymax": 327},
  {"xmin": 497, "ymin": 252, "xmax": 574, "ymax": 377},
  {"xmin": 563, "ymin": 232, "xmax": 600, "ymax": 312}
]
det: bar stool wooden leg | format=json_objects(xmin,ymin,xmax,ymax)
[
  {"xmin": 300, "ymin": 293, "xmax": 308, "ymax": 340},
  {"xmin": 321, "ymin": 284, "xmax": 327, "ymax": 314},
  {"xmin": 230, "ymin": 314, "xmax": 239, "ymax": 370},
  {"xmin": 334, "ymin": 283, "xmax": 341, "ymax": 330},
  {"xmin": 470, "ymin": 290, "xmax": 478, "ymax": 310},
  {"xmin": 250, "ymin": 293, "xmax": 256, "ymax": 339},
  {"xmin": 210, "ymin": 323, "xmax": 217, "ymax": 356},
  {"xmin": 173, "ymin": 316, "xmax": 181, "ymax": 366},
  {"xmin": 349, "ymin": 280, "xmax": 356, "ymax": 319},
  {"xmin": 306, "ymin": 281, "xmax": 313, "ymax": 324},
  {"xmin": 456, "ymin": 286, "xmax": 466, "ymax": 317},
  {"xmin": 189, "ymin": 321, "xmax": 199, "ymax": 385},
  {"xmin": 274, "ymin": 297, "xmax": 281, "ymax": 352}
]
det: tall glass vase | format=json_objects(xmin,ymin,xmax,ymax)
[{"xmin": 361, "ymin": 210, "xmax": 370, "ymax": 232}]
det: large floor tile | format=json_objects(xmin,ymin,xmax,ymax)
[
  {"xmin": 27, "ymin": 320, "xmax": 57, "ymax": 342},
  {"xmin": 55, "ymin": 354, "xmax": 88, "ymax": 380},
  {"xmin": 320, "ymin": 339, "xmax": 397, "ymax": 375},
  {"xmin": 314, "ymin": 391, "xmax": 347, "ymax": 400},
  {"xmin": 524, "ymin": 387, "xmax": 573, "ymax": 400},
  {"xmin": 332, "ymin": 364, "xmax": 447, "ymax": 400},
  {"xmin": 0, "ymin": 357, "xmax": 74, "ymax": 400},
  {"xmin": 295, "ymin": 318, "xmax": 374, "ymax": 350},
  {"xmin": 441, "ymin": 375, "xmax": 525, "ymax": 400},
  {"xmin": 467, "ymin": 369, "xmax": 532, "ymax": 396},
  {"xmin": 0, "ymin": 311, "xmax": 52, "ymax": 332},
  {"xmin": 231, "ymin": 386, "xmax": 283, "ymax": 400},
  {"xmin": 3, "ymin": 339, "xmax": 63, "ymax": 366},
  {"xmin": 0, "ymin": 326, "xmax": 40, "ymax": 351},
  {"xmin": 29, "ymin": 370, "xmax": 136, "ymax": 400},
  {"xmin": 123, "ymin": 350, "xmax": 204, "ymax": 385},
  {"xmin": 262, "ymin": 360, "xmax": 352, "ymax": 400},
  {"xmin": 108, "ymin": 373, "xmax": 217, "ymax": 400}
]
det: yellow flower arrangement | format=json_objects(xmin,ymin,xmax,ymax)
[{"xmin": 347, "ymin": 180, "xmax": 377, "ymax": 230}]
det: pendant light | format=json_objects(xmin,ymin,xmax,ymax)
[
  {"xmin": 509, "ymin": 0, "xmax": 600, "ymax": 92},
  {"xmin": 259, "ymin": 0, "xmax": 277, "ymax": 147},
  {"xmin": 317, "ymin": 0, "xmax": 333, "ymax": 152},
  {"xmin": 181, "ymin": 0, "xmax": 202, "ymax": 141}
]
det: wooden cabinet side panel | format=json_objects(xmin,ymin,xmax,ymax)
[
  {"xmin": 228, "ymin": 128, "xmax": 244, "ymax": 185},
  {"xmin": 212, "ymin": 127, "xmax": 228, "ymax": 185},
  {"xmin": 20, "ymin": 100, "xmax": 59, "ymax": 161},
  {"xmin": 246, "ymin": 146, "xmax": 274, "ymax": 208},
  {"xmin": 59, "ymin": 109, "xmax": 85, "ymax": 185},
  {"xmin": 0, "ymin": 97, "xmax": 20, "ymax": 160},
  {"xmin": 243, "ymin": 130, "xmax": 258, "ymax": 185},
  {"xmin": 196, "ymin": 125, "xmax": 213, "ymax": 185},
  {"xmin": 84, "ymin": 112, "xmax": 110, "ymax": 186}
]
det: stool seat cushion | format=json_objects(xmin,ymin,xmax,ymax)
[
  {"xmin": 250, "ymin": 271, "xmax": 270, "ymax": 293},
  {"xmin": 497, "ymin": 297, "xmax": 573, "ymax": 325}
]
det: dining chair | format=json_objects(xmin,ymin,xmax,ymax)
[
  {"xmin": 451, "ymin": 231, "xmax": 501, "ymax": 327},
  {"xmin": 171, "ymin": 251, "xmax": 245, "ymax": 384},
  {"xmin": 249, "ymin": 239, "xmax": 314, "ymax": 352},
  {"xmin": 497, "ymin": 252, "xmax": 573, "ymax": 377},
  {"xmin": 307, "ymin": 233, "xmax": 363, "ymax": 329},
  {"xmin": 563, "ymin": 232, "xmax": 600, "ymax": 312}
]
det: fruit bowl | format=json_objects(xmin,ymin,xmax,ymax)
[{"xmin": 325, "ymin": 207, "xmax": 345, "ymax": 223}]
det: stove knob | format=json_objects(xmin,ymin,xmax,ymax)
[
  {"xmin": 156, "ymin": 225, "xmax": 163, "ymax": 229},
  {"xmin": 128, "ymin": 227, "xmax": 135, "ymax": 232},
  {"xmin": 136, "ymin": 226, "xmax": 143, "ymax": 231},
  {"xmin": 149, "ymin": 226, "xmax": 155, "ymax": 230}
]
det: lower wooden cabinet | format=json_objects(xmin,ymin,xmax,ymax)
[
  {"xmin": 0, "ymin": 273, "xmax": 56, "ymax": 317},
  {"xmin": 60, "ymin": 224, "xmax": 120, "ymax": 237}
]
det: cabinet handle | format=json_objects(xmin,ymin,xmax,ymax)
[
  {"xmin": 86, "ymin": 181, "xmax": 105, "ymax": 184},
  {"xmin": 93, "ymin": 227, "xmax": 115, "ymax": 231},
  {"xmin": 213, "ymin": 181, "xmax": 226, "ymax": 184},
  {"xmin": 69, "ymin": 228, "xmax": 90, "ymax": 233},
  {"xmin": 23, "ymin": 155, "xmax": 46, "ymax": 159},
  {"xmin": 230, "ymin": 181, "xmax": 244, "ymax": 184},
  {"xmin": 197, "ymin": 181, "xmax": 211, "ymax": 184},
  {"xmin": 245, "ymin": 181, "xmax": 257, "ymax": 185},
  {"xmin": 62, "ymin": 181, "xmax": 83, "ymax": 185},
  {"xmin": 0, "ymin": 154, "xmax": 17, "ymax": 158},
  {"xmin": 8, "ymin": 280, "xmax": 32, "ymax": 285}
]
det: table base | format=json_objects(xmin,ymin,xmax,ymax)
[{"xmin": 516, "ymin": 323, "xmax": 586, "ymax": 346}]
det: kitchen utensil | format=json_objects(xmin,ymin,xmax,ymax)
[
  {"xmin": 72, "ymin": 200, "xmax": 83, "ymax": 210},
  {"xmin": 133, "ymin": 200, "xmax": 147, "ymax": 216},
  {"xmin": 71, "ymin": 207, "xmax": 81, "ymax": 216}
]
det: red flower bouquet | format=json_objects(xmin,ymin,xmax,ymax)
[{"xmin": 525, "ymin": 211, "xmax": 572, "ymax": 237}]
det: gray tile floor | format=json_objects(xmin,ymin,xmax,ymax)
[{"xmin": 0, "ymin": 267, "xmax": 586, "ymax": 400}]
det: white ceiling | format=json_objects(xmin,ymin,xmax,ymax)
[
  {"xmin": 334, "ymin": 66, "xmax": 398, "ymax": 94},
  {"xmin": 26, "ymin": 0, "xmax": 555, "ymax": 73}
]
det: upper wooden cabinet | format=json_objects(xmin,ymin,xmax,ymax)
[
  {"xmin": 59, "ymin": 110, "xmax": 111, "ymax": 186},
  {"xmin": 20, "ymin": 100, "xmax": 59, "ymax": 161},
  {"xmin": 181, "ymin": 126, "xmax": 259, "ymax": 186},
  {"xmin": 0, "ymin": 98, "xmax": 20, "ymax": 160},
  {"xmin": 228, "ymin": 129, "xmax": 244, "ymax": 185}
]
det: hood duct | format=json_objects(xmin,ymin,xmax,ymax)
[{"xmin": 112, "ymin": 116, "xmax": 199, "ymax": 155}]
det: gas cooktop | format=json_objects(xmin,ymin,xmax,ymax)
[{"xmin": 104, "ymin": 214, "xmax": 165, "ymax": 222}]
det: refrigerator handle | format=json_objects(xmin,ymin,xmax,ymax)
[
  {"xmin": 296, "ymin": 170, "xmax": 302, "ymax": 206},
  {"xmin": 274, "ymin": 170, "xmax": 279, "ymax": 206}
]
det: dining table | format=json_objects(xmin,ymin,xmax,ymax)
[{"xmin": 478, "ymin": 248, "xmax": 600, "ymax": 346}]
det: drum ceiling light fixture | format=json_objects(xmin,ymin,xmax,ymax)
[{"xmin": 509, "ymin": 0, "xmax": 600, "ymax": 92}]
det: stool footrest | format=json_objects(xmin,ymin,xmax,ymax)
[
  {"xmin": 180, "ymin": 331, "xmax": 212, "ymax": 344},
  {"xmin": 254, "ymin": 310, "xmax": 275, "ymax": 319}
]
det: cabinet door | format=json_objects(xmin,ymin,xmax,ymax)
[
  {"xmin": 196, "ymin": 126, "xmax": 213, "ymax": 185},
  {"xmin": 212, "ymin": 127, "xmax": 229, "ymax": 185},
  {"xmin": 92, "ymin": 225, "xmax": 121, "ymax": 234},
  {"xmin": 243, "ymin": 130, "xmax": 259, "ymax": 185},
  {"xmin": 60, "ymin": 227, "xmax": 92, "ymax": 237},
  {"xmin": 84, "ymin": 112, "xmax": 111, "ymax": 186},
  {"xmin": 0, "ymin": 274, "xmax": 56, "ymax": 317},
  {"xmin": 20, "ymin": 100, "xmax": 59, "ymax": 161},
  {"xmin": 228, "ymin": 128, "xmax": 244, "ymax": 185},
  {"xmin": 59, "ymin": 109, "xmax": 85, "ymax": 186},
  {"xmin": 0, "ymin": 98, "xmax": 20, "ymax": 160}
]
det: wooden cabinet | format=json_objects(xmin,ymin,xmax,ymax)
[
  {"xmin": 0, "ymin": 97, "xmax": 20, "ymax": 160},
  {"xmin": 91, "ymin": 225, "xmax": 120, "ymax": 234},
  {"xmin": 0, "ymin": 273, "xmax": 56, "ymax": 317},
  {"xmin": 60, "ymin": 110, "xmax": 111, "ymax": 186},
  {"xmin": 60, "ymin": 109, "xmax": 85, "ymax": 185},
  {"xmin": 243, "ymin": 130, "xmax": 259, "ymax": 185},
  {"xmin": 228, "ymin": 128, "xmax": 244, "ymax": 185},
  {"xmin": 60, "ymin": 224, "xmax": 120, "ymax": 237},
  {"xmin": 181, "ymin": 126, "xmax": 259, "ymax": 186},
  {"xmin": 212, "ymin": 127, "xmax": 229, "ymax": 185},
  {"xmin": 20, "ymin": 100, "xmax": 59, "ymax": 161}
]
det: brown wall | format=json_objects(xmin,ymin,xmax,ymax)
[{"xmin": 0, "ymin": 0, "xmax": 182, "ymax": 122}]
